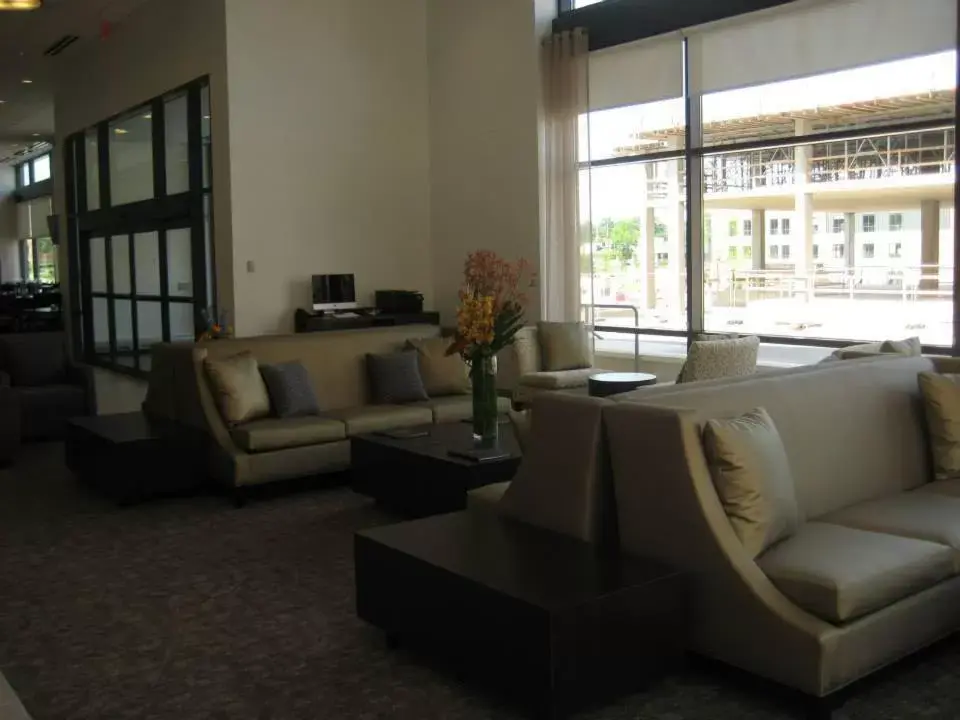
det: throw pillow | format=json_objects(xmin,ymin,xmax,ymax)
[
  {"xmin": 537, "ymin": 321, "xmax": 592, "ymax": 372},
  {"xmin": 880, "ymin": 336, "xmax": 923, "ymax": 356},
  {"xmin": 366, "ymin": 351, "xmax": 429, "ymax": 404},
  {"xmin": 407, "ymin": 337, "xmax": 470, "ymax": 397},
  {"xmin": 678, "ymin": 335, "xmax": 759, "ymax": 384},
  {"xmin": 702, "ymin": 407, "xmax": 800, "ymax": 558},
  {"xmin": 204, "ymin": 352, "xmax": 271, "ymax": 426},
  {"xmin": 918, "ymin": 372, "xmax": 960, "ymax": 481},
  {"xmin": 260, "ymin": 362, "xmax": 322, "ymax": 418}
]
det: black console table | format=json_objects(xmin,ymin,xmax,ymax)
[{"xmin": 294, "ymin": 308, "xmax": 439, "ymax": 333}]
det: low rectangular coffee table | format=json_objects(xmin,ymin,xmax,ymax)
[
  {"xmin": 355, "ymin": 511, "xmax": 686, "ymax": 719},
  {"xmin": 351, "ymin": 421, "xmax": 521, "ymax": 517}
]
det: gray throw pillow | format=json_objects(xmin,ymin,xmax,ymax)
[
  {"xmin": 260, "ymin": 362, "xmax": 322, "ymax": 418},
  {"xmin": 366, "ymin": 351, "xmax": 429, "ymax": 404}
]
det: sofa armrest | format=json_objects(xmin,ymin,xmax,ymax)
[
  {"xmin": 0, "ymin": 370, "xmax": 10, "ymax": 388},
  {"xmin": 65, "ymin": 361, "xmax": 98, "ymax": 416},
  {"xmin": 0, "ymin": 384, "xmax": 20, "ymax": 464}
]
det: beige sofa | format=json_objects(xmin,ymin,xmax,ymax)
[
  {"xmin": 474, "ymin": 354, "xmax": 960, "ymax": 705},
  {"xmin": 603, "ymin": 354, "xmax": 960, "ymax": 701},
  {"xmin": 143, "ymin": 325, "xmax": 508, "ymax": 491}
]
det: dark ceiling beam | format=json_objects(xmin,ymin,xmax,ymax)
[{"xmin": 554, "ymin": 0, "xmax": 801, "ymax": 51}]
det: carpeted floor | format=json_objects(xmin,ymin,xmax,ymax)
[{"xmin": 0, "ymin": 444, "xmax": 958, "ymax": 720}]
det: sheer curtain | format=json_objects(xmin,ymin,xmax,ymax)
[{"xmin": 540, "ymin": 29, "xmax": 589, "ymax": 323}]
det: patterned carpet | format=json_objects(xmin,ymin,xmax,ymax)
[{"xmin": 0, "ymin": 443, "xmax": 958, "ymax": 720}]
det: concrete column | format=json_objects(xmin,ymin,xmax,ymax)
[
  {"xmin": 642, "ymin": 207, "xmax": 657, "ymax": 311},
  {"xmin": 920, "ymin": 199, "xmax": 941, "ymax": 291},
  {"xmin": 844, "ymin": 212, "xmax": 856, "ymax": 269},
  {"xmin": 751, "ymin": 208, "xmax": 766, "ymax": 271},
  {"xmin": 794, "ymin": 119, "xmax": 815, "ymax": 300},
  {"xmin": 666, "ymin": 157, "xmax": 685, "ymax": 321}
]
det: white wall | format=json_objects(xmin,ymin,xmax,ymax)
[
  {"xmin": 225, "ymin": 0, "xmax": 432, "ymax": 337},
  {"xmin": 54, "ymin": 0, "xmax": 233, "ymax": 316},
  {"xmin": 0, "ymin": 166, "xmax": 17, "ymax": 281},
  {"xmin": 427, "ymin": 0, "xmax": 551, "ymax": 325}
]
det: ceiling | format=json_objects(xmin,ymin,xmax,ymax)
[{"xmin": 0, "ymin": 0, "xmax": 150, "ymax": 164}]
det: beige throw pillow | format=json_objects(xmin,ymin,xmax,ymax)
[
  {"xmin": 537, "ymin": 321, "xmax": 592, "ymax": 372},
  {"xmin": 204, "ymin": 352, "xmax": 271, "ymax": 426},
  {"xmin": 702, "ymin": 407, "xmax": 800, "ymax": 558},
  {"xmin": 880, "ymin": 336, "xmax": 922, "ymax": 356},
  {"xmin": 408, "ymin": 337, "xmax": 470, "ymax": 397},
  {"xmin": 918, "ymin": 372, "xmax": 960, "ymax": 481}
]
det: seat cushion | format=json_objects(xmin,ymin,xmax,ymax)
[
  {"xmin": 519, "ymin": 368, "xmax": 597, "ymax": 390},
  {"xmin": 230, "ymin": 417, "xmax": 346, "ymax": 453},
  {"xmin": 324, "ymin": 405, "xmax": 433, "ymax": 436},
  {"xmin": 823, "ymin": 492, "xmax": 960, "ymax": 571},
  {"xmin": 758, "ymin": 522, "xmax": 955, "ymax": 623},
  {"xmin": 407, "ymin": 396, "xmax": 510, "ymax": 424}
]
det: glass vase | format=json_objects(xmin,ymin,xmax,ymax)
[{"xmin": 470, "ymin": 353, "xmax": 499, "ymax": 447}]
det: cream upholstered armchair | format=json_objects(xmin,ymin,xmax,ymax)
[{"xmin": 497, "ymin": 323, "xmax": 602, "ymax": 406}]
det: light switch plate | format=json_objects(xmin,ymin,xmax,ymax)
[{"xmin": 246, "ymin": 260, "xmax": 255, "ymax": 273}]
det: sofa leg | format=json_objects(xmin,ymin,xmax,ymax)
[{"xmin": 232, "ymin": 487, "xmax": 247, "ymax": 508}]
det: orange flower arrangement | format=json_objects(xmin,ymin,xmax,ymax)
[{"xmin": 448, "ymin": 250, "xmax": 533, "ymax": 360}]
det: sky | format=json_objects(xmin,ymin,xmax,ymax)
[{"xmin": 585, "ymin": 50, "xmax": 957, "ymax": 221}]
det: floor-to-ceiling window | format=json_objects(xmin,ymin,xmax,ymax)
[
  {"xmin": 568, "ymin": 0, "xmax": 958, "ymax": 358},
  {"xmin": 14, "ymin": 153, "xmax": 57, "ymax": 284},
  {"xmin": 65, "ymin": 77, "xmax": 214, "ymax": 375}
]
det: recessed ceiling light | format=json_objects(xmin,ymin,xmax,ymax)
[
  {"xmin": 203, "ymin": 115, "xmax": 210, "ymax": 119},
  {"xmin": 143, "ymin": 114, "xmax": 152, "ymax": 120},
  {"xmin": 31, "ymin": 133, "xmax": 39, "ymax": 137},
  {"xmin": 0, "ymin": 1, "xmax": 43, "ymax": 10},
  {"xmin": 21, "ymin": 79, "xmax": 32, "ymax": 84},
  {"xmin": 114, "ymin": 128, "xmax": 129, "ymax": 135}
]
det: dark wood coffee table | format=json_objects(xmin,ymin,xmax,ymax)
[
  {"xmin": 355, "ymin": 511, "xmax": 687, "ymax": 719},
  {"xmin": 351, "ymin": 421, "xmax": 521, "ymax": 517},
  {"xmin": 588, "ymin": 372, "xmax": 657, "ymax": 398},
  {"xmin": 66, "ymin": 412, "xmax": 206, "ymax": 504}
]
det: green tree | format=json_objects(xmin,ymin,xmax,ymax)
[{"xmin": 609, "ymin": 218, "xmax": 641, "ymax": 266}]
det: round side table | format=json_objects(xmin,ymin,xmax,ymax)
[{"xmin": 588, "ymin": 372, "xmax": 658, "ymax": 398}]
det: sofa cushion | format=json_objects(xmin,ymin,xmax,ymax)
[
  {"xmin": 204, "ymin": 352, "xmax": 271, "ymax": 426},
  {"xmin": 824, "ymin": 492, "xmax": 960, "ymax": 571},
  {"xmin": 881, "ymin": 336, "xmax": 923, "ymax": 356},
  {"xmin": 366, "ymin": 351, "xmax": 429, "ymax": 404},
  {"xmin": 537, "ymin": 322, "xmax": 592, "ymax": 372},
  {"xmin": 678, "ymin": 335, "xmax": 759, "ymax": 384},
  {"xmin": 757, "ymin": 521, "xmax": 955, "ymax": 623},
  {"xmin": 230, "ymin": 416, "xmax": 346, "ymax": 453},
  {"xmin": 702, "ymin": 407, "xmax": 800, "ymax": 558},
  {"xmin": 323, "ymin": 405, "xmax": 432, "ymax": 436},
  {"xmin": 407, "ymin": 337, "xmax": 470, "ymax": 397},
  {"xmin": 918, "ymin": 372, "xmax": 960, "ymax": 481},
  {"xmin": 0, "ymin": 333, "xmax": 66, "ymax": 387},
  {"xmin": 407, "ymin": 396, "xmax": 510, "ymax": 424},
  {"xmin": 518, "ymin": 368, "xmax": 596, "ymax": 390},
  {"xmin": 259, "ymin": 362, "xmax": 322, "ymax": 418}
]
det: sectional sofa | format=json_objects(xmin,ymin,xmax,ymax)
[
  {"xmin": 143, "ymin": 325, "xmax": 508, "ymax": 491},
  {"xmin": 473, "ymin": 354, "xmax": 960, "ymax": 708}
]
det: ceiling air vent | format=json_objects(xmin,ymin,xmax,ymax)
[{"xmin": 43, "ymin": 34, "xmax": 79, "ymax": 57}]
